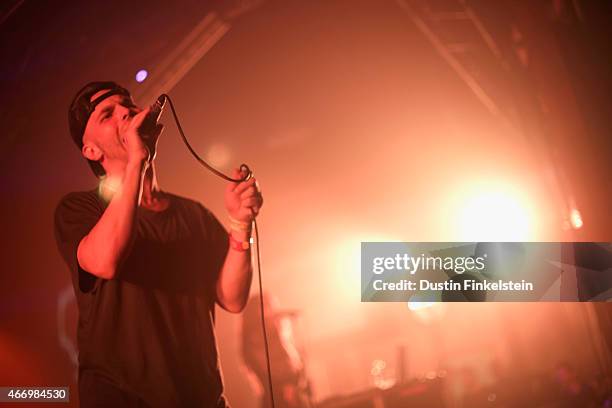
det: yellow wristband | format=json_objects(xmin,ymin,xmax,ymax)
[
  {"xmin": 229, "ymin": 223, "xmax": 250, "ymax": 232},
  {"xmin": 228, "ymin": 215, "xmax": 251, "ymax": 233},
  {"xmin": 228, "ymin": 215, "xmax": 249, "ymax": 227}
]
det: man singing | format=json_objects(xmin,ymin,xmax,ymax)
[{"xmin": 54, "ymin": 82, "xmax": 263, "ymax": 407}]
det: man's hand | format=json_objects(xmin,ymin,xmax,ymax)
[
  {"xmin": 224, "ymin": 168, "xmax": 263, "ymax": 224},
  {"xmin": 217, "ymin": 168, "xmax": 261, "ymax": 312},
  {"xmin": 121, "ymin": 107, "xmax": 151, "ymax": 166}
]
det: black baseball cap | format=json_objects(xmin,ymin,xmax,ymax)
[{"xmin": 68, "ymin": 81, "xmax": 131, "ymax": 177}]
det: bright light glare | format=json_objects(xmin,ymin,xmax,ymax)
[
  {"xmin": 569, "ymin": 208, "xmax": 583, "ymax": 229},
  {"xmin": 330, "ymin": 233, "xmax": 401, "ymax": 302},
  {"xmin": 315, "ymin": 233, "xmax": 400, "ymax": 333},
  {"xmin": 407, "ymin": 301, "xmax": 436, "ymax": 311},
  {"xmin": 407, "ymin": 296, "xmax": 446, "ymax": 324},
  {"xmin": 456, "ymin": 185, "xmax": 533, "ymax": 241}
]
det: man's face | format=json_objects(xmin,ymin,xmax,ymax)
[{"xmin": 81, "ymin": 90, "xmax": 142, "ymax": 165}]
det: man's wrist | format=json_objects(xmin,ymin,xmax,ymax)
[
  {"xmin": 228, "ymin": 232, "xmax": 251, "ymax": 252},
  {"xmin": 228, "ymin": 215, "xmax": 251, "ymax": 232},
  {"xmin": 229, "ymin": 229, "xmax": 251, "ymax": 242}
]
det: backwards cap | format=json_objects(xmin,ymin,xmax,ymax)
[{"xmin": 68, "ymin": 81, "xmax": 131, "ymax": 177}]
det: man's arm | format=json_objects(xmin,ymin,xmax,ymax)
[
  {"xmin": 77, "ymin": 161, "xmax": 146, "ymax": 279},
  {"xmin": 76, "ymin": 109, "xmax": 150, "ymax": 279},
  {"xmin": 216, "ymin": 169, "xmax": 263, "ymax": 313},
  {"xmin": 216, "ymin": 226, "xmax": 253, "ymax": 313}
]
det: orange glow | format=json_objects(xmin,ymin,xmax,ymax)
[
  {"xmin": 452, "ymin": 182, "xmax": 536, "ymax": 241},
  {"xmin": 332, "ymin": 233, "xmax": 402, "ymax": 304},
  {"xmin": 205, "ymin": 143, "xmax": 231, "ymax": 168}
]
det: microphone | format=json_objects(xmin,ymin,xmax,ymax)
[{"xmin": 139, "ymin": 94, "xmax": 167, "ymax": 137}]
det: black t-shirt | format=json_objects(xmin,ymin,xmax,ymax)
[{"xmin": 54, "ymin": 189, "xmax": 229, "ymax": 407}]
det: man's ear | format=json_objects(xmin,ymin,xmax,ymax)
[{"xmin": 82, "ymin": 142, "xmax": 102, "ymax": 162}]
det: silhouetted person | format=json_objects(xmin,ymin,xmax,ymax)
[{"xmin": 241, "ymin": 293, "xmax": 312, "ymax": 408}]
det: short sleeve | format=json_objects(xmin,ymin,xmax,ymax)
[{"xmin": 54, "ymin": 191, "xmax": 104, "ymax": 294}]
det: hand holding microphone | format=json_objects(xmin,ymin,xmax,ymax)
[
  {"xmin": 225, "ymin": 167, "xmax": 263, "ymax": 226},
  {"xmin": 139, "ymin": 95, "xmax": 167, "ymax": 139},
  {"xmin": 129, "ymin": 95, "xmax": 167, "ymax": 164}
]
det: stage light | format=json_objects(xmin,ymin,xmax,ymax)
[
  {"xmin": 407, "ymin": 300, "xmax": 436, "ymax": 311},
  {"xmin": 455, "ymin": 184, "xmax": 534, "ymax": 241},
  {"xmin": 569, "ymin": 208, "xmax": 583, "ymax": 229},
  {"xmin": 370, "ymin": 359, "xmax": 395, "ymax": 389},
  {"xmin": 135, "ymin": 69, "xmax": 148, "ymax": 83},
  {"xmin": 407, "ymin": 296, "xmax": 445, "ymax": 324}
]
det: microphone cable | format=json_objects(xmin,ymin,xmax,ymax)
[{"xmin": 160, "ymin": 94, "xmax": 276, "ymax": 408}]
